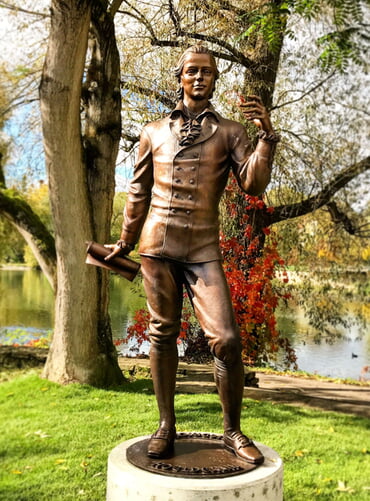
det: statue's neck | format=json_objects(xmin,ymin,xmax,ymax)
[{"xmin": 182, "ymin": 98, "xmax": 208, "ymax": 117}]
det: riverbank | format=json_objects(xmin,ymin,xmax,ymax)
[
  {"xmin": 1, "ymin": 347, "xmax": 369, "ymax": 418},
  {"xmin": 119, "ymin": 358, "xmax": 370, "ymax": 418},
  {"xmin": 2, "ymin": 267, "xmax": 369, "ymax": 379}
]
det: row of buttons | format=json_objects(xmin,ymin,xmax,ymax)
[
  {"xmin": 176, "ymin": 166, "xmax": 196, "ymax": 171},
  {"xmin": 171, "ymin": 208, "xmax": 192, "ymax": 215},
  {"xmin": 172, "ymin": 152, "xmax": 198, "ymax": 231},
  {"xmin": 174, "ymin": 193, "xmax": 193, "ymax": 200},
  {"xmin": 175, "ymin": 177, "xmax": 196, "ymax": 184}
]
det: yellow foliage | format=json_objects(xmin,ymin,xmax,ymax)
[{"xmin": 361, "ymin": 247, "xmax": 370, "ymax": 261}]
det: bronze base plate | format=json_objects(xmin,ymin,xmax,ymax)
[{"xmin": 126, "ymin": 432, "xmax": 258, "ymax": 478}]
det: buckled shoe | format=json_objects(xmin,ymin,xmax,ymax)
[
  {"xmin": 223, "ymin": 431, "xmax": 264, "ymax": 465},
  {"xmin": 147, "ymin": 427, "xmax": 176, "ymax": 458}
]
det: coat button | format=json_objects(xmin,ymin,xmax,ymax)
[
  {"xmin": 189, "ymin": 179, "xmax": 195, "ymax": 184},
  {"xmin": 175, "ymin": 178, "xmax": 181, "ymax": 183},
  {"xmin": 186, "ymin": 210, "xmax": 191, "ymax": 215},
  {"xmin": 171, "ymin": 208, "xmax": 176, "ymax": 214},
  {"xmin": 184, "ymin": 224, "xmax": 189, "ymax": 229},
  {"xmin": 188, "ymin": 195, "xmax": 193, "ymax": 200}
]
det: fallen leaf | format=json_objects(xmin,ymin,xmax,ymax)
[
  {"xmin": 55, "ymin": 459, "xmax": 66, "ymax": 464},
  {"xmin": 80, "ymin": 461, "xmax": 89, "ymax": 468},
  {"xmin": 336, "ymin": 480, "xmax": 355, "ymax": 493},
  {"xmin": 11, "ymin": 470, "xmax": 22, "ymax": 475},
  {"xmin": 34, "ymin": 430, "xmax": 50, "ymax": 439}
]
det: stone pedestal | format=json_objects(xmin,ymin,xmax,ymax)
[{"xmin": 106, "ymin": 436, "xmax": 283, "ymax": 500}]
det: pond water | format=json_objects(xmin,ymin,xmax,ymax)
[{"xmin": 0, "ymin": 269, "xmax": 369, "ymax": 380}]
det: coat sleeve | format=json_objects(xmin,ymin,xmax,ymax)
[
  {"xmin": 230, "ymin": 124, "xmax": 275, "ymax": 196},
  {"xmin": 120, "ymin": 128, "xmax": 153, "ymax": 245}
]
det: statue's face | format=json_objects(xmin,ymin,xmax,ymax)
[{"xmin": 180, "ymin": 53, "xmax": 216, "ymax": 102}]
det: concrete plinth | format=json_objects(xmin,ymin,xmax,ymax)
[{"xmin": 106, "ymin": 436, "xmax": 283, "ymax": 500}]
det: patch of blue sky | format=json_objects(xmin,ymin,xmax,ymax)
[{"xmin": 4, "ymin": 101, "xmax": 45, "ymax": 186}]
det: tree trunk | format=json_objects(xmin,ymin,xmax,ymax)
[
  {"xmin": 39, "ymin": 0, "xmax": 123, "ymax": 386},
  {"xmin": 0, "ymin": 157, "xmax": 56, "ymax": 288},
  {"xmin": 237, "ymin": 19, "xmax": 285, "ymax": 249},
  {"xmin": 0, "ymin": 189, "xmax": 56, "ymax": 288}
]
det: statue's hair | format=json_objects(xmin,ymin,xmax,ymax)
[{"xmin": 174, "ymin": 44, "xmax": 219, "ymax": 100}]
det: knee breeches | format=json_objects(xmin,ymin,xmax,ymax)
[{"xmin": 140, "ymin": 256, "xmax": 241, "ymax": 363}]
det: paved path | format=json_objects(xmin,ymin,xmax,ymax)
[{"xmin": 119, "ymin": 359, "xmax": 370, "ymax": 418}]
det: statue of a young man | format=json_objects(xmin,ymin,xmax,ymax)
[{"xmin": 106, "ymin": 44, "xmax": 279, "ymax": 465}]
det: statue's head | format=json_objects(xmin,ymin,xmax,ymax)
[{"xmin": 174, "ymin": 44, "xmax": 220, "ymax": 100}]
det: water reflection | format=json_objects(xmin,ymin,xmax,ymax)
[
  {"xmin": 276, "ymin": 308, "xmax": 370, "ymax": 380},
  {"xmin": 0, "ymin": 269, "xmax": 368, "ymax": 380},
  {"xmin": 0, "ymin": 269, "xmax": 54, "ymax": 330}
]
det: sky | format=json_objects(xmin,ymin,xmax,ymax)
[{"xmin": 0, "ymin": 2, "xmax": 49, "ymax": 185}]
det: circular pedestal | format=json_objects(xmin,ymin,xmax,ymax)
[{"xmin": 106, "ymin": 435, "xmax": 283, "ymax": 501}]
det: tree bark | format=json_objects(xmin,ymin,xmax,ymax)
[{"xmin": 39, "ymin": 0, "xmax": 123, "ymax": 386}]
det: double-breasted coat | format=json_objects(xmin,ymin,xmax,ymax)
[{"xmin": 120, "ymin": 102, "xmax": 274, "ymax": 263}]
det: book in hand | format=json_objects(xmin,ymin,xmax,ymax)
[{"xmin": 85, "ymin": 241, "xmax": 140, "ymax": 281}]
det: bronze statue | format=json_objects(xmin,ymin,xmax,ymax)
[{"xmin": 106, "ymin": 44, "xmax": 279, "ymax": 465}]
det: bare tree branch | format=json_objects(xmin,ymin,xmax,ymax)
[
  {"xmin": 325, "ymin": 200, "xmax": 357, "ymax": 235},
  {"xmin": 0, "ymin": 188, "xmax": 56, "ymax": 288},
  {"xmin": 272, "ymin": 72, "xmax": 336, "ymax": 110},
  {"xmin": 0, "ymin": 1, "xmax": 49, "ymax": 18},
  {"xmin": 152, "ymin": 32, "xmax": 255, "ymax": 68},
  {"xmin": 117, "ymin": 1, "xmax": 254, "ymax": 68},
  {"xmin": 201, "ymin": 0, "xmax": 246, "ymax": 18},
  {"xmin": 121, "ymin": 79, "xmax": 176, "ymax": 109},
  {"xmin": 118, "ymin": 1, "xmax": 157, "ymax": 39},
  {"xmin": 269, "ymin": 156, "xmax": 370, "ymax": 226},
  {"xmin": 109, "ymin": 0, "xmax": 123, "ymax": 17},
  {"xmin": 168, "ymin": 0, "xmax": 181, "ymax": 36},
  {"xmin": 2, "ymin": 98, "xmax": 39, "ymax": 117},
  {"xmin": 121, "ymin": 132, "xmax": 140, "ymax": 147}
]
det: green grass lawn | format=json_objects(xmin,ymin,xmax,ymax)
[{"xmin": 1, "ymin": 369, "xmax": 369, "ymax": 500}]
